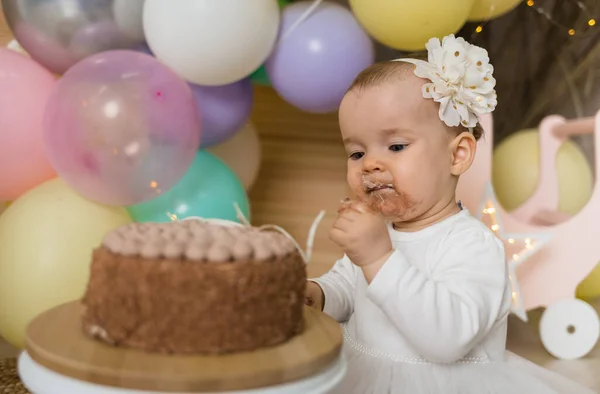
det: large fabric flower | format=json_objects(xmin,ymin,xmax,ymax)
[{"xmin": 394, "ymin": 35, "xmax": 497, "ymax": 129}]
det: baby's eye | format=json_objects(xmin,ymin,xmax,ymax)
[
  {"xmin": 349, "ymin": 152, "xmax": 364, "ymax": 160},
  {"xmin": 389, "ymin": 144, "xmax": 406, "ymax": 152}
]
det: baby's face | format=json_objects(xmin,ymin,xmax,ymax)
[{"xmin": 339, "ymin": 74, "xmax": 459, "ymax": 222}]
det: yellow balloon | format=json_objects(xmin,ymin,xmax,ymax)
[
  {"xmin": 0, "ymin": 201, "xmax": 9, "ymax": 216},
  {"xmin": 348, "ymin": 0, "xmax": 475, "ymax": 51},
  {"xmin": 0, "ymin": 178, "xmax": 131, "ymax": 348},
  {"xmin": 468, "ymin": 0, "xmax": 522, "ymax": 21},
  {"xmin": 577, "ymin": 263, "xmax": 600, "ymax": 300},
  {"xmin": 492, "ymin": 129, "xmax": 593, "ymax": 215},
  {"xmin": 207, "ymin": 122, "xmax": 262, "ymax": 191}
]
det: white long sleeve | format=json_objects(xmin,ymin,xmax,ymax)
[
  {"xmin": 366, "ymin": 225, "xmax": 508, "ymax": 363},
  {"xmin": 310, "ymin": 256, "xmax": 358, "ymax": 323}
]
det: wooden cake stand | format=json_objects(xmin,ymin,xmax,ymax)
[{"xmin": 18, "ymin": 302, "xmax": 345, "ymax": 394}]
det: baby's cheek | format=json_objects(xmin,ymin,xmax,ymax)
[{"xmin": 347, "ymin": 173, "xmax": 364, "ymax": 197}]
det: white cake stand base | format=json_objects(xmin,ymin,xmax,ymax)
[{"xmin": 19, "ymin": 351, "xmax": 346, "ymax": 394}]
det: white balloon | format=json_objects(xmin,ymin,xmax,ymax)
[
  {"xmin": 143, "ymin": 0, "xmax": 280, "ymax": 86},
  {"xmin": 208, "ymin": 122, "xmax": 262, "ymax": 191}
]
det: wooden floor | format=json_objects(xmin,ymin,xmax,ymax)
[{"xmin": 1, "ymin": 6, "xmax": 599, "ymax": 393}]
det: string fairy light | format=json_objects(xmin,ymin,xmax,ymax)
[
  {"xmin": 472, "ymin": 0, "xmax": 597, "ymax": 37},
  {"xmin": 477, "ymin": 182, "xmax": 552, "ymax": 322}
]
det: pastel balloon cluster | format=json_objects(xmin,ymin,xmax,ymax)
[{"xmin": 0, "ymin": 0, "xmax": 528, "ymax": 350}]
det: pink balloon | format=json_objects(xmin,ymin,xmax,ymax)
[
  {"xmin": 0, "ymin": 48, "xmax": 57, "ymax": 201},
  {"xmin": 43, "ymin": 50, "xmax": 202, "ymax": 206}
]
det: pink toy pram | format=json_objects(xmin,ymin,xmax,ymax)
[{"xmin": 457, "ymin": 111, "xmax": 600, "ymax": 360}]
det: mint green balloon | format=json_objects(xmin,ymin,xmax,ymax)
[
  {"xmin": 250, "ymin": 65, "xmax": 270, "ymax": 86},
  {"xmin": 127, "ymin": 151, "xmax": 250, "ymax": 223}
]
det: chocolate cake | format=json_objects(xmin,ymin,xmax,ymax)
[{"xmin": 81, "ymin": 220, "xmax": 306, "ymax": 354}]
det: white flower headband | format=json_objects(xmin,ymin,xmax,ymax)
[{"xmin": 394, "ymin": 34, "xmax": 497, "ymax": 131}]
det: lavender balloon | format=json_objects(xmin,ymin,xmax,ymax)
[
  {"xmin": 191, "ymin": 78, "xmax": 254, "ymax": 148},
  {"xmin": 43, "ymin": 50, "xmax": 201, "ymax": 206},
  {"xmin": 266, "ymin": 1, "xmax": 375, "ymax": 113}
]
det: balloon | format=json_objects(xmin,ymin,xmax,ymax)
[
  {"xmin": 348, "ymin": 0, "xmax": 475, "ymax": 51},
  {"xmin": 250, "ymin": 65, "xmax": 272, "ymax": 86},
  {"xmin": 249, "ymin": 0, "xmax": 291, "ymax": 87},
  {"xmin": 192, "ymin": 78, "xmax": 254, "ymax": 148},
  {"xmin": 43, "ymin": 50, "xmax": 201, "ymax": 206},
  {"xmin": 266, "ymin": 1, "xmax": 375, "ymax": 113},
  {"xmin": 133, "ymin": 42, "xmax": 252, "ymax": 148},
  {"xmin": 132, "ymin": 43, "xmax": 253, "ymax": 148},
  {"xmin": 143, "ymin": 0, "xmax": 280, "ymax": 86},
  {"xmin": 0, "ymin": 48, "xmax": 57, "ymax": 201},
  {"xmin": 208, "ymin": 123, "xmax": 262, "ymax": 191},
  {"xmin": 468, "ymin": 0, "xmax": 523, "ymax": 21},
  {"xmin": 128, "ymin": 151, "xmax": 250, "ymax": 224},
  {"xmin": 0, "ymin": 178, "xmax": 131, "ymax": 348},
  {"xmin": 577, "ymin": 264, "xmax": 600, "ymax": 300},
  {"xmin": 0, "ymin": 202, "xmax": 9, "ymax": 216},
  {"xmin": 2, "ymin": 0, "xmax": 146, "ymax": 74},
  {"xmin": 492, "ymin": 129, "xmax": 593, "ymax": 215}
]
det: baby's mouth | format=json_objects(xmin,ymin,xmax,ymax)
[{"xmin": 363, "ymin": 181, "xmax": 395, "ymax": 194}]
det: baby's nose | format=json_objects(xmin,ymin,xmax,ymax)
[{"xmin": 362, "ymin": 157, "xmax": 383, "ymax": 172}]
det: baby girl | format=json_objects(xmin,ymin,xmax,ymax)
[{"xmin": 305, "ymin": 35, "xmax": 593, "ymax": 394}]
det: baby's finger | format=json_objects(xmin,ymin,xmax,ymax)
[
  {"xmin": 338, "ymin": 207, "xmax": 363, "ymax": 221},
  {"xmin": 337, "ymin": 197, "xmax": 354, "ymax": 213},
  {"xmin": 341, "ymin": 201, "xmax": 368, "ymax": 214},
  {"xmin": 334, "ymin": 215, "xmax": 354, "ymax": 229},
  {"xmin": 349, "ymin": 202, "xmax": 368, "ymax": 213}
]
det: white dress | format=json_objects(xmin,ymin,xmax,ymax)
[{"xmin": 311, "ymin": 209, "xmax": 594, "ymax": 394}]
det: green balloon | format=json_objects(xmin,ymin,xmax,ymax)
[
  {"xmin": 250, "ymin": 0, "xmax": 291, "ymax": 86},
  {"xmin": 127, "ymin": 151, "xmax": 250, "ymax": 224},
  {"xmin": 250, "ymin": 65, "xmax": 271, "ymax": 86}
]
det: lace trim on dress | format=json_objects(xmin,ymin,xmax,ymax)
[{"xmin": 343, "ymin": 326, "xmax": 491, "ymax": 365}]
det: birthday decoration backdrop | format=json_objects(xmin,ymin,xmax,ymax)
[{"xmin": 0, "ymin": 0, "xmax": 598, "ymax": 359}]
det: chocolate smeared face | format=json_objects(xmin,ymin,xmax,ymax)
[{"xmin": 358, "ymin": 174, "xmax": 420, "ymax": 219}]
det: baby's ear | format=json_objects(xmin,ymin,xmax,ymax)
[{"xmin": 450, "ymin": 131, "xmax": 477, "ymax": 176}]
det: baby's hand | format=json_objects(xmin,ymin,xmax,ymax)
[
  {"xmin": 305, "ymin": 281, "xmax": 324, "ymax": 311},
  {"xmin": 329, "ymin": 200, "xmax": 392, "ymax": 267}
]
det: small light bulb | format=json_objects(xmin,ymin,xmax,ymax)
[
  {"xmin": 475, "ymin": 25, "xmax": 483, "ymax": 33},
  {"xmin": 589, "ymin": 19, "xmax": 596, "ymax": 26},
  {"xmin": 512, "ymin": 254, "xmax": 520, "ymax": 260},
  {"xmin": 491, "ymin": 224, "xmax": 500, "ymax": 231},
  {"xmin": 568, "ymin": 29, "xmax": 576, "ymax": 35},
  {"xmin": 526, "ymin": 0, "xmax": 534, "ymax": 6},
  {"xmin": 508, "ymin": 238, "xmax": 515, "ymax": 244}
]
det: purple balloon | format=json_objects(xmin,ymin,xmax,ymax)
[
  {"xmin": 265, "ymin": 1, "xmax": 375, "ymax": 113},
  {"xmin": 191, "ymin": 78, "xmax": 254, "ymax": 148}
]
